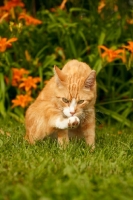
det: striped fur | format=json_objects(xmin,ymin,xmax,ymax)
[{"xmin": 25, "ymin": 60, "xmax": 96, "ymax": 148}]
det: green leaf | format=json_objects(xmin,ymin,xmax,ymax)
[
  {"xmin": 67, "ymin": 37, "xmax": 77, "ymax": 58},
  {"xmin": 93, "ymin": 59, "xmax": 103, "ymax": 74},
  {"xmin": 35, "ymin": 45, "xmax": 49, "ymax": 59},
  {"xmin": 98, "ymin": 31, "xmax": 106, "ymax": 45},
  {"xmin": 98, "ymin": 106, "xmax": 131, "ymax": 127}
]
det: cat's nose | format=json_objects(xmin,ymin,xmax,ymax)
[{"xmin": 70, "ymin": 111, "xmax": 75, "ymax": 116}]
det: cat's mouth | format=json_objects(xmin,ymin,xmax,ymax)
[
  {"xmin": 62, "ymin": 113, "xmax": 76, "ymax": 118},
  {"xmin": 62, "ymin": 106, "xmax": 83, "ymax": 119},
  {"xmin": 62, "ymin": 111, "xmax": 82, "ymax": 119}
]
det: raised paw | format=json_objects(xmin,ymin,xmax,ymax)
[{"xmin": 68, "ymin": 116, "xmax": 80, "ymax": 129}]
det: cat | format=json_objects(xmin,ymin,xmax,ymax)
[{"xmin": 25, "ymin": 59, "xmax": 96, "ymax": 148}]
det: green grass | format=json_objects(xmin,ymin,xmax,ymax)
[{"xmin": 0, "ymin": 117, "xmax": 133, "ymax": 200}]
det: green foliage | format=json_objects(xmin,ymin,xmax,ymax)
[
  {"xmin": 0, "ymin": 118, "xmax": 133, "ymax": 199},
  {"xmin": 0, "ymin": 0, "xmax": 133, "ymax": 125}
]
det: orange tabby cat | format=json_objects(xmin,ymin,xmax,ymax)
[{"xmin": 25, "ymin": 59, "xmax": 96, "ymax": 148}]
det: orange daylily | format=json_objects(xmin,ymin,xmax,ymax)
[
  {"xmin": 0, "ymin": 12, "xmax": 9, "ymax": 23},
  {"xmin": 59, "ymin": 0, "xmax": 67, "ymax": 10},
  {"xmin": 12, "ymin": 94, "xmax": 32, "ymax": 108},
  {"xmin": 99, "ymin": 45, "xmax": 126, "ymax": 63},
  {"xmin": 98, "ymin": 0, "xmax": 105, "ymax": 13},
  {"xmin": 0, "ymin": 37, "xmax": 17, "ymax": 52},
  {"xmin": 0, "ymin": 0, "xmax": 24, "ymax": 11},
  {"xmin": 19, "ymin": 13, "xmax": 42, "ymax": 25},
  {"xmin": 12, "ymin": 68, "xmax": 29, "ymax": 86},
  {"xmin": 19, "ymin": 76, "xmax": 41, "ymax": 91},
  {"xmin": 123, "ymin": 41, "xmax": 133, "ymax": 55},
  {"xmin": 50, "ymin": 0, "xmax": 67, "ymax": 12},
  {"xmin": 127, "ymin": 19, "xmax": 133, "ymax": 25}
]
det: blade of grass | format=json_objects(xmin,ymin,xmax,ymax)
[{"xmin": 98, "ymin": 106, "xmax": 131, "ymax": 127}]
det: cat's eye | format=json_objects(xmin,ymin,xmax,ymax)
[
  {"xmin": 77, "ymin": 100, "xmax": 84, "ymax": 104},
  {"xmin": 62, "ymin": 98, "xmax": 69, "ymax": 103}
]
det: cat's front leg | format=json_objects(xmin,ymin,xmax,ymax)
[
  {"xmin": 57, "ymin": 129, "xmax": 69, "ymax": 147},
  {"xmin": 55, "ymin": 116, "xmax": 80, "ymax": 146},
  {"xmin": 55, "ymin": 116, "xmax": 80, "ymax": 129},
  {"xmin": 83, "ymin": 122, "xmax": 95, "ymax": 149},
  {"xmin": 80, "ymin": 108, "xmax": 96, "ymax": 150}
]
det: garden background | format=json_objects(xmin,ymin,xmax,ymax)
[{"xmin": 0, "ymin": 0, "xmax": 133, "ymax": 125}]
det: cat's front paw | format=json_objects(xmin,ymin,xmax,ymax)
[{"xmin": 68, "ymin": 116, "xmax": 80, "ymax": 129}]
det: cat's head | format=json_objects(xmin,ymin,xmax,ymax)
[{"xmin": 54, "ymin": 66, "xmax": 96, "ymax": 119}]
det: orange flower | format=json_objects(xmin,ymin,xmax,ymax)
[
  {"xmin": 59, "ymin": 0, "xmax": 67, "ymax": 10},
  {"xmin": 99, "ymin": 45, "xmax": 126, "ymax": 63},
  {"xmin": 98, "ymin": 0, "xmax": 105, "ymax": 13},
  {"xmin": 12, "ymin": 68, "xmax": 29, "ymax": 86},
  {"xmin": 12, "ymin": 94, "xmax": 32, "ymax": 108},
  {"xmin": 19, "ymin": 76, "xmax": 41, "ymax": 91},
  {"xmin": 0, "ymin": 12, "xmax": 9, "ymax": 23},
  {"xmin": 18, "ymin": 13, "xmax": 42, "ymax": 25},
  {"xmin": 127, "ymin": 19, "xmax": 133, "ymax": 25},
  {"xmin": 1, "ymin": 0, "xmax": 24, "ymax": 11},
  {"xmin": 123, "ymin": 41, "xmax": 133, "ymax": 55},
  {"xmin": 0, "ymin": 37, "xmax": 17, "ymax": 52}
]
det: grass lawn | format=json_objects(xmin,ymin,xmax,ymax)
[{"xmin": 0, "ymin": 117, "xmax": 133, "ymax": 200}]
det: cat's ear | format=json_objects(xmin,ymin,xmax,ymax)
[
  {"xmin": 84, "ymin": 70, "xmax": 96, "ymax": 90},
  {"xmin": 54, "ymin": 66, "xmax": 66, "ymax": 87}
]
